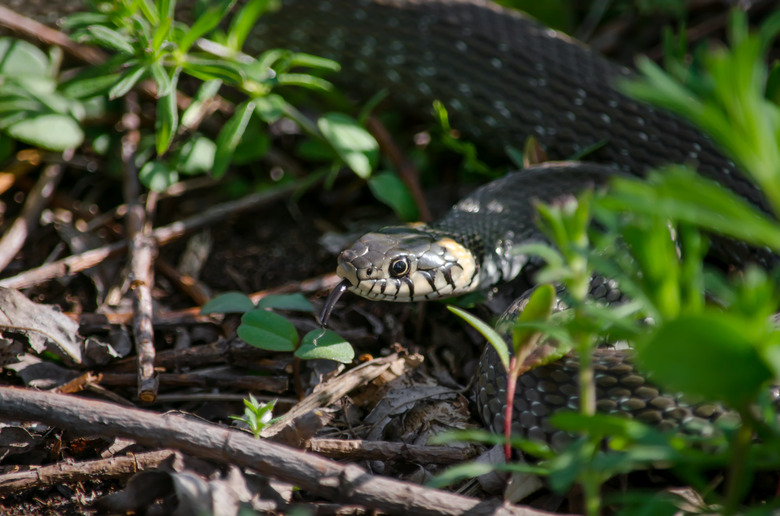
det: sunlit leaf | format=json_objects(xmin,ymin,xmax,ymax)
[
  {"xmin": 238, "ymin": 309, "xmax": 298, "ymax": 351},
  {"xmin": 296, "ymin": 329, "xmax": 354, "ymax": 363},
  {"xmin": 367, "ymin": 171, "xmax": 419, "ymax": 221},
  {"xmin": 201, "ymin": 292, "xmax": 255, "ymax": 314},
  {"xmin": 256, "ymin": 293, "xmax": 315, "ymax": 312},
  {"xmin": 317, "ymin": 112, "xmax": 378, "ymax": 178}
]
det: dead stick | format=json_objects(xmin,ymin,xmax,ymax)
[
  {"xmin": 121, "ymin": 94, "xmax": 159, "ymax": 402},
  {"xmin": 97, "ymin": 372, "xmax": 289, "ymax": 393},
  {"xmin": 308, "ymin": 438, "xmax": 477, "ymax": 465},
  {"xmin": 0, "ymin": 387, "xmax": 556, "ymax": 516},
  {"xmin": 0, "ymin": 449, "xmax": 176, "ymax": 496},
  {"xmin": 0, "ymin": 179, "xmax": 309, "ymax": 290},
  {"xmin": 261, "ymin": 353, "xmax": 422, "ymax": 439},
  {"xmin": 0, "ymin": 163, "xmax": 65, "ymax": 273}
]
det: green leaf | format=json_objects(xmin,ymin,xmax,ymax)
[
  {"xmin": 231, "ymin": 116, "xmax": 269, "ymax": 164},
  {"xmin": 181, "ymin": 79, "xmax": 222, "ymax": 128},
  {"xmin": 179, "ymin": 0, "xmax": 236, "ymax": 54},
  {"xmin": 288, "ymin": 52, "xmax": 340, "ymax": 72},
  {"xmin": 177, "ymin": 135, "xmax": 216, "ymax": 175},
  {"xmin": 277, "ymin": 72, "xmax": 333, "ymax": 92},
  {"xmin": 139, "ymin": 160, "xmax": 178, "ymax": 191},
  {"xmin": 296, "ymin": 329, "xmax": 355, "ymax": 363},
  {"xmin": 181, "ymin": 57, "xmax": 245, "ymax": 84},
  {"xmin": 80, "ymin": 25, "xmax": 135, "ymax": 54},
  {"xmin": 637, "ymin": 310, "xmax": 774, "ymax": 409},
  {"xmin": 238, "ymin": 309, "xmax": 298, "ymax": 352},
  {"xmin": 201, "ymin": 292, "xmax": 255, "ymax": 314},
  {"xmin": 60, "ymin": 13, "xmax": 111, "ymax": 31},
  {"xmin": 601, "ymin": 168, "xmax": 780, "ymax": 255},
  {"xmin": 447, "ymin": 305, "xmax": 509, "ymax": 370},
  {"xmin": 317, "ymin": 112, "xmax": 379, "ymax": 179},
  {"xmin": 155, "ymin": 69, "xmax": 180, "ymax": 155},
  {"xmin": 63, "ymin": 71, "xmax": 122, "ymax": 99},
  {"xmin": 512, "ymin": 284, "xmax": 556, "ymax": 353},
  {"xmin": 427, "ymin": 462, "xmax": 497, "ymax": 488},
  {"xmin": 0, "ymin": 38, "xmax": 50, "ymax": 78},
  {"xmin": 254, "ymin": 94, "xmax": 285, "ymax": 123},
  {"xmin": 151, "ymin": 13, "xmax": 172, "ymax": 52},
  {"xmin": 6, "ymin": 114, "xmax": 83, "ymax": 150},
  {"xmin": 149, "ymin": 61, "xmax": 172, "ymax": 97},
  {"xmin": 429, "ymin": 429, "xmax": 554, "ymax": 459},
  {"xmin": 109, "ymin": 64, "xmax": 147, "ymax": 100},
  {"xmin": 256, "ymin": 293, "xmax": 315, "ymax": 312},
  {"xmin": 213, "ymin": 99, "xmax": 255, "ymax": 178},
  {"xmin": 227, "ymin": 0, "xmax": 277, "ymax": 51},
  {"xmin": 367, "ymin": 171, "xmax": 419, "ymax": 221},
  {"xmin": 550, "ymin": 413, "xmax": 657, "ymax": 442}
]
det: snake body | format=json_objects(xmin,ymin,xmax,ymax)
[
  {"xmin": 4, "ymin": 1, "xmax": 771, "ymax": 435},
  {"xmin": 267, "ymin": 1, "xmax": 770, "ymax": 434}
]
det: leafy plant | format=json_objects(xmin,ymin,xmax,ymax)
[
  {"xmin": 433, "ymin": 10, "xmax": 780, "ymax": 516},
  {"xmin": 201, "ymin": 292, "xmax": 355, "ymax": 364},
  {"xmin": 230, "ymin": 394, "xmax": 277, "ymax": 438},
  {"xmin": 0, "ymin": 39, "xmax": 87, "ymax": 151}
]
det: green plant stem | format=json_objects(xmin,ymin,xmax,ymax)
[
  {"xmin": 576, "ymin": 333, "xmax": 596, "ymax": 417},
  {"xmin": 723, "ymin": 413, "xmax": 755, "ymax": 515},
  {"xmin": 582, "ymin": 474, "xmax": 602, "ymax": 516}
]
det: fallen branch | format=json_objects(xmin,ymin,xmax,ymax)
[
  {"xmin": 0, "ymin": 387, "xmax": 557, "ymax": 516},
  {"xmin": 0, "ymin": 449, "xmax": 176, "ymax": 496},
  {"xmin": 122, "ymin": 93, "xmax": 159, "ymax": 402},
  {"xmin": 308, "ymin": 438, "xmax": 478, "ymax": 465}
]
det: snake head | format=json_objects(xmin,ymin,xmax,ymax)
[
  {"xmin": 336, "ymin": 225, "xmax": 479, "ymax": 302},
  {"xmin": 318, "ymin": 224, "xmax": 479, "ymax": 326}
]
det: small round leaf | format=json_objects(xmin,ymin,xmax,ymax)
[
  {"xmin": 256, "ymin": 293, "xmax": 315, "ymax": 312},
  {"xmin": 238, "ymin": 309, "xmax": 298, "ymax": 351},
  {"xmin": 201, "ymin": 292, "xmax": 255, "ymax": 314},
  {"xmin": 296, "ymin": 329, "xmax": 355, "ymax": 363}
]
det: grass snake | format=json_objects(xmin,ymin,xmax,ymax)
[
  {"xmin": 253, "ymin": 0, "xmax": 773, "ymax": 438},
  {"xmin": 6, "ymin": 0, "xmax": 774, "ymax": 440}
]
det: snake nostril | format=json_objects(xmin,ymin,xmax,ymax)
[{"xmin": 340, "ymin": 249, "xmax": 358, "ymax": 263}]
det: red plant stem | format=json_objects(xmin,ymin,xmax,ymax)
[{"xmin": 504, "ymin": 356, "xmax": 519, "ymax": 461}]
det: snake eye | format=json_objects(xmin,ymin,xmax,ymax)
[{"xmin": 389, "ymin": 257, "xmax": 410, "ymax": 277}]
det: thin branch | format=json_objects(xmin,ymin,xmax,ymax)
[
  {"xmin": 308, "ymin": 438, "xmax": 478, "ymax": 465},
  {"xmin": 121, "ymin": 93, "xmax": 159, "ymax": 402},
  {"xmin": 0, "ymin": 449, "xmax": 176, "ymax": 496}
]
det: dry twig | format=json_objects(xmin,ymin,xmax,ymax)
[{"xmin": 308, "ymin": 438, "xmax": 477, "ymax": 465}]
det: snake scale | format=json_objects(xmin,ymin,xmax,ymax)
[{"xmin": 5, "ymin": 0, "xmax": 772, "ymax": 439}]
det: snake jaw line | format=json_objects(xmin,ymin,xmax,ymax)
[{"xmin": 330, "ymin": 226, "xmax": 481, "ymax": 302}]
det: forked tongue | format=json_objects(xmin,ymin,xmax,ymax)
[{"xmin": 318, "ymin": 279, "xmax": 352, "ymax": 327}]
